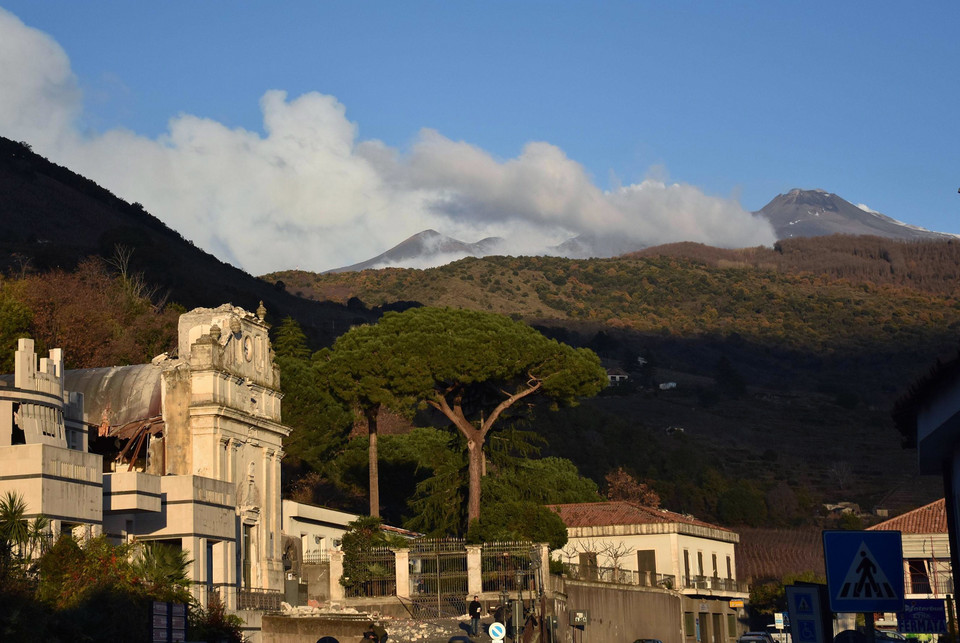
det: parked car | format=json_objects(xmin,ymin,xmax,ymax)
[
  {"xmin": 739, "ymin": 632, "xmax": 775, "ymax": 643},
  {"xmin": 634, "ymin": 639, "xmax": 664, "ymax": 643}
]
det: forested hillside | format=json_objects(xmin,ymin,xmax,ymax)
[
  {"xmin": 269, "ymin": 240, "xmax": 960, "ymax": 401},
  {"xmin": 268, "ymin": 237, "xmax": 959, "ymax": 526}
]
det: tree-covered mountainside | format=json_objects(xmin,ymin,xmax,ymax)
[
  {"xmin": 269, "ymin": 241, "xmax": 960, "ymax": 400},
  {"xmin": 268, "ymin": 237, "xmax": 960, "ymax": 521}
]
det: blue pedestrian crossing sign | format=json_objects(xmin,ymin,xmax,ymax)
[{"xmin": 823, "ymin": 530, "xmax": 904, "ymax": 613}]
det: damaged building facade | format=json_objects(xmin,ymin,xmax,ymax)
[{"xmin": 0, "ymin": 303, "xmax": 289, "ymax": 610}]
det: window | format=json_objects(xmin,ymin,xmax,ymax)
[
  {"xmin": 712, "ymin": 553, "xmax": 718, "ymax": 577},
  {"xmin": 637, "ymin": 549, "xmax": 657, "ymax": 585},
  {"xmin": 726, "ymin": 555, "xmax": 732, "ymax": 579},
  {"xmin": 684, "ymin": 549, "xmax": 691, "ymax": 582},
  {"xmin": 206, "ymin": 540, "xmax": 215, "ymax": 593},
  {"xmin": 727, "ymin": 614, "xmax": 737, "ymax": 638},
  {"xmin": 579, "ymin": 552, "xmax": 598, "ymax": 581},
  {"xmin": 697, "ymin": 551, "xmax": 704, "ymax": 576},
  {"xmin": 243, "ymin": 524, "xmax": 253, "ymax": 589},
  {"xmin": 684, "ymin": 612, "xmax": 696, "ymax": 638},
  {"xmin": 907, "ymin": 559, "xmax": 931, "ymax": 593},
  {"xmin": 637, "ymin": 549, "xmax": 656, "ymax": 573}
]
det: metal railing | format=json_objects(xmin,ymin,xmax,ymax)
[
  {"xmin": 563, "ymin": 563, "xmax": 676, "ymax": 589},
  {"xmin": 562, "ymin": 564, "xmax": 746, "ymax": 593},
  {"xmin": 238, "ymin": 587, "xmax": 283, "ymax": 611},
  {"xmin": 639, "ymin": 571, "xmax": 677, "ymax": 589},
  {"xmin": 907, "ymin": 568, "xmax": 954, "ymax": 596},
  {"xmin": 302, "ymin": 551, "xmax": 330, "ymax": 565},
  {"xmin": 681, "ymin": 575, "xmax": 748, "ymax": 593}
]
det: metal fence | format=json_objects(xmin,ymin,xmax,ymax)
[
  {"xmin": 481, "ymin": 541, "xmax": 536, "ymax": 594},
  {"xmin": 343, "ymin": 545, "xmax": 397, "ymax": 598},
  {"xmin": 408, "ymin": 538, "xmax": 469, "ymax": 619}
]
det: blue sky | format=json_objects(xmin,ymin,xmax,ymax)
[{"xmin": 0, "ymin": 2, "xmax": 957, "ymax": 273}]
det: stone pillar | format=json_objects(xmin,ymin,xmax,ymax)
[
  {"xmin": 466, "ymin": 545, "xmax": 483, "ymax": 596},
  {"xmin": 0, "ymin": 400, "xmax": 12, "ymax": 446},
  {"xmin": 329, "ymin": 550, "xmax": 345, "ymax": 602},
  {"xmin": 183, "ymin": 536, "xmax": 204, "ymax": 605},
  {"xmin": 535, "ymin": 544, "xmax": 550, "ymax": 595},
  {"xmin": 222, "ymin": 539, "xmax": 238, "ymax": 610},
  {"xmin": 394, "ymin": 548, "xmax": 410, "ymax": 599}
]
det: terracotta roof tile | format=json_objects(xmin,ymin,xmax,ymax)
[
  {"xmin": 546, "ymin": 500, "xmax": 732, "ymax": 532},
  {"xmin": 868, "ymin": 498, "xmax": 946, "ymax": 534}
]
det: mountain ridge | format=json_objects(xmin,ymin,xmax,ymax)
[{"xmin": 320, "ymin": 189, "xmax": 955, "ymax": 272}]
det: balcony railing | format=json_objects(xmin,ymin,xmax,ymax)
[
  {"xmin": 907, "ymin": 571, "xmax": 954, "ymax": 596},
  {"xmin": 238, "ymin": 587, "xmax": 283, "ymax": 611},
  {"xmin": 681, "ymin": 575, "xmax": 748, "ymax": 593},
  {"xmin": 302, "ymin": 551, "xmax": 330, "ymax": 565},
  {"xmin": 563, "ymin": 563, "xmax": 676, "ymax": 589}
]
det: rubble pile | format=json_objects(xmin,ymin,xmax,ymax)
[{"xmin": 277, "ymin": 604, "xmax": 479, "ymax": 642}]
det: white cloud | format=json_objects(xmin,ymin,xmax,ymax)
[
  {"xmin": 0, "ymin": 7, "xmax": 776, "ymax": 274},
  {"xmin": 0, "ymin": 9, "xmax": 80, "ymax": 151}
]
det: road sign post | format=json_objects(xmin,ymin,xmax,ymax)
[
  {"xmin": 786, "ymin": 584, "xmax": 832, "ymax": 643},
  {"xmin": 823, "ymin": 530, "xmax": 904, "ymax": 614}
]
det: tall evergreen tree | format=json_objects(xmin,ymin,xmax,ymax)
[
  {"xmin": 317, "ymin": 307, "xmax": 607, "ymax": 526},
  {"xmin": 271, "ymin": 318, "xmax": 352, "ymax": 470}
]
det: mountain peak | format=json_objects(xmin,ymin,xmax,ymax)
[
  {"xmin": 324, "ymin": 230, "xmax": 506, "ymax": 273},
  {"xmin": 757, "ymin": 189, "xmax": 952, "ymax": 241}
]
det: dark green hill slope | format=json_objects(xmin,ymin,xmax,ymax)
[
  {"xmin": 268, "ymin": 243, "xmax": 960, "ymax": 519},
  {"xmin": 0, "ymin": 136, "xmax": 371, "ymax": 344},
  {"xmin": 269, "ymin": 249, "xmax": 960, "ymax": 399}
]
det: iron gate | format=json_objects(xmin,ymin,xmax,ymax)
[
  {"xmin": 344, "ymin": 545, "xmax": 396, "ymax": 598},
  {"xmin": 481, "ymin": 541, "xmax": 536, "ymax": 594},
  {"xmin": 407, "ymin": 538, "xmax": 468, "ymax": 619}
]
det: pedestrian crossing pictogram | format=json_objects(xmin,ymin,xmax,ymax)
[
  {"xmin": 786, "ymin": 586, "xmax": 826, "ymax": 643},
  {"xmin": 823, "ymin": 530, "xmax": 904, "ymax": 613},
  {"xmin": 837, "ymin": 541, "xmax": 897, "ymax": 600}
]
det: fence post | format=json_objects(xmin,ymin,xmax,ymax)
[
  {"xmin": 394, "ymin": 548, "xmax": 411, "ymax": 599},
  {"xmin": 329, "ymin": 550, "xmax": 345, "ymax": 602},
  {"xmin": 533, "ymin": 543, "xmax": 549, "ymax": 595},
  {"xmin": 467, "ymin": 544, "xmax": 483, "ymax": 596}
]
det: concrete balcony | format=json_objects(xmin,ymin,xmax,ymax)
[
  {"xmin": 103, "ymin": 471, "xmax": 162, "ymax": 513},
  {"xmin": 131, "ymin": 474, "xmax": 237, "ymax": 542},
  {"xmin": 0, "ymin": 442, "xmax": 102, "ymax": 525}
]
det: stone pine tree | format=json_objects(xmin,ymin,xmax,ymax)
[
  {"xmin": 318, "ymin": 326, "xmax": 415, "ymax": 518},
  {"xmin": 319, "ymin": 307, "xmax": 607, "ymax": 526}
]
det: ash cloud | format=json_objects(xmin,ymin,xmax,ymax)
[{"xmin": 0, "ymin": 8, "xmax": 775, "ymax": 275}]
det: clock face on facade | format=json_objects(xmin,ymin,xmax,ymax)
[{"xmin": 243, "ymin": 336, "xmax": 254, "ymax": 361}]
